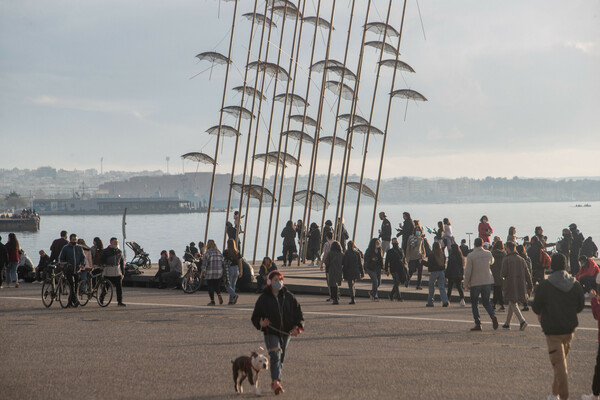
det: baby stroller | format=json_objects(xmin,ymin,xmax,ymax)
[{"xmin": 125, "ymin": 242, "xmax": 152, "ymax": 275}]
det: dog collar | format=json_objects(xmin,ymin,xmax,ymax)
[{"xmin": 246, "ymin": 353, "xmax": 262, "ymax": 373}]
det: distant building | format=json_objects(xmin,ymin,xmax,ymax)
[{"xmin": 33, "ymin": 197, "xmax": 193, "ymax": 215}]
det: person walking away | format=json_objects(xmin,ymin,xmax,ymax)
[
  {"xmin": 324, "ymin": 241, "xmax": 343, "ymax": 305},
  {"xmin": 256, "ymin": 257, "xmax": 277, "ymax": 292},
  {"xmin": 49, "ymin": 230, "xmax": 68, "ymax": 264},
  {"xmin": 378, "ymin": 212, "xmax": 392, "ymax": 255},
  {"xmin": 280, "ymin": 221, "xmax": 297, "ymax": 267},
  {"xmin": 336, "ymin": 217, "xmax": 349, "ymax": 252},
  {"xmin": 459, "ymin": 239, "xmax": 470, "ymax": 257},
  {"xmin": 446, "ymin": 243, "xmax": 466, "ymax": 306},
  {"xmin": 556, "ymin": 228, "xmax": 573, "ymax": 271},
  {"xmin": 575, "ymin": 256, "xmax": 600, "ymax": 294},
  {"xmin": 406, "ymin": 227, "xmax": 425, "ymax": 290},
  {"xmin": 59, "ymin": 234, "xmax": 86, "ymax": 306},
  {"xmin": 398, "ymin": 212, "xmax": 414, "ymax": 255},
  {"xmin": 342, "ymin": 241, "xmax": 364, "ymax": 304},
  {"xmin": 501, "ymin": 242, "xmax": 532, "ymax": 331},
  {"xmin": 568, "ymin": 223, "xmax": 584, "ymax": 276},
  {"xmin": 251, "ymin": 271, "xmax": 304, "ymax": 395},
  {"xmin": 4, "ymin": 233, "xmax": 20, "ymax": 288},
  {"xmin": 162, "ymin": 250, "xmax": 183, "ymax": 289},
  {"xmin": 295, "ymin": 220, "xmax": 305, "ymax": 263},
  {"xmin": 223, "ymin": 239, "xmax": 242, "ymax": 305},
  {"xmin": 100, "ymin": 237, "xmax": 125, "ymax": 306},
  {"xmin": 0, "ymin": 236, "xmax": 9, "ymax": 289},
  {"xmin": 506, "ymin": 226, "xmax": 517, "ymax": 244},
  {"xmin": 527, "ymin": 236, "xmax": 547, "ymax": 292},
  {"xmin": 491, "ymin": 241, "xmax": 507, "ymax": 311},
  {"xmin": 385, "ymin": 238, "xmax": 406, "ymax": 302},
  {"xmin": 464, "ymin": 238, "xmax": 498, "ymax": 331},
  {"xmin": 364, "ymin": 238, "xmax": 384, "ymax": 301},
  {"xmin": 478, "ymin": 216, "xmax": 493, "ymax": 244},
  {"xmin": 517, "ymin": 244, "xmax": 532, "ymax": 311},
  {"xmin": 306, "ymin": 223, "xmax": 321, "ymax": 267},
  {"xmin": 581, "ymin": 288, "xmax": 600, "ymax": 400},
  {"xmin": 443, "ymin": 218, "xmax": 455, "ymax": 253},
  {"xmin": 532, "ymin": 253, "xmax": 585, "ymax": 400},
  {"xmin": 155, "ymin": 250, "xmax": 170, "ymax": 288},
  {"xmin": 200, "ymin": 240, "xmax": 224, "ymax": 305},
  {"xmin": 320, "ymin": 231, "xmax": 335, "ymax": 301},
  {"xmin": 582, "ymin": 237, "xmax": 599, "ymax": 259},
  {"xmin": 424, "ymin": 241, "xmax": 449, "ymax": 307},
  {"xmin": 321, "ymin": 220, "xmax": 333, "ymax": 255}
]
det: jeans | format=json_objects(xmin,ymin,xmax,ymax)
[
  {"xmin": 366, "ymin": 269, "xmax": 381, "ymax": 299},
  {"xmin": 264, "ymin": 334, "xmax": 291, "ymax": 382},
  {"xmin": 7, "ymin": 262, "xmax": 18, "ymax": 284},
  {"xmin": 469, "ymin": 284, "xmax": 495, "ymax": 324},
  {"xmin": 390, "ymin": 272, "xmax": 403, "ymax": 300},
  {"xmin": 427, "ymin": 270, "xmax": 448, "ymax": 305},
  {"xmin": 545, "ymin": 333, "xmax": 574, "ymax": 399},
  {"xmin": 408, "ymin": 259, "xmax": 423, "ymax": 287},
  {"xmin": 227, "ymin": 266, "xmax": 239, "ymax": 303}
]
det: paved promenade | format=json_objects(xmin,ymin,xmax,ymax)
[{"xmin": 1, "ymin": 283, "xmax": 598, "ymax": 399}]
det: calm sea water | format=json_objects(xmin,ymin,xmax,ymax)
[{"xmin": 4, "ymin": 201, "xmax": 599, "ymax": 264}]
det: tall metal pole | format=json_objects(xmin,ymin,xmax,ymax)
[
  {"xmin": 204, "ymin": 1, "xmax": 239, "ymax": 244},
  {"xmin": 223, "ymin": 0, "xmax": 260, "ymax": 251},
  {"xmin": 252, "ymin": 3, "xmax": 293, "ymax": 263},
  {"xmin": 371, "ymin": 0, "xmax": 408, "ymax": 238},
  {"xmin": 335, "ymin": 0, "xmax": 372, "ymax": 242},
  {"xmin": 318, "ymin": 0, "xmax": 357, "ymax": 239},
  {"xmin": 351, "ymin": 0, "xmax": 395, "ymax": 241}
]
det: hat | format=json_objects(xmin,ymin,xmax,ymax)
[
  {"xmin": 267, "ymin": 270, "xmax": 284, "ymax": 281},
  {"xmin": 550, "ymin": 253, "xmax": 566, "ymax": 272}
]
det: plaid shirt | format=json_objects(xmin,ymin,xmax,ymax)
[{"xmin": 202, "ymin": 249, "xmax": 224, "ymax": 280}]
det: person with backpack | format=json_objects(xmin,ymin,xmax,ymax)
[
  {"xmin": 385, "ymin": 237, "xmax": 406, "ymax": 302},
  {"xmin": 532, "ymin": 253, "xmax": 585, "ymax": 400}
]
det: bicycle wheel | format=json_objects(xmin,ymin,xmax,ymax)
[
  {"xmin": 76, "ymin": 279, "xmax": 91, "ymax": 307},
  {"xmin": 58, "ymin": 279, "xmax": 72, "ymax": 309},
  {"xmin": 97, "ymin": 279, "xmax": 114, "ymax": 307},
  {"xmin": 41, "ymin": 280, "xmax": 54, "ymax": 308},
  {"xmin": 143, "ymin": 257, "xmax": 152, "ymax": 269},
  {"xmin": 182, "ymin": 270, "xmax": 201, "ymax": 294}
]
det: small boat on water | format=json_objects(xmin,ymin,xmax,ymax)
[
  {"xmin": 0, "ymin": 216, "xmax": 40, "ymax": 232},
  {"xmin": 574, "ymin": 203, "xmax": 592, "ymax": 208}
]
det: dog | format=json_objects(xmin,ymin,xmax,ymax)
[{"xmin": 232, "ymin": 352, "xmax": 269, "ymax": 395}]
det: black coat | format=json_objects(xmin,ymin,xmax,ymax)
[
  {"xmin": 385, "ymin": 246, "xmax": 405, "ymax": 274},
  {"xmin": 342, "ymin": 249, "xmax": 364, "ymax": 281},
  {"xmin": 532, "ymin": 272, "xmax": 584, "ymax": 335},
  {"xmin": 0, "ymin": 242, "xmax": 8, "ymax": 268},
  {"xmin": 446, "ymin": 252, "xmax": 464, "ymax": 280},
  {"xmin": 581, "ymin": 238, "xmax": 598, "ymax": 258},
  {"xmin": 281, "ymin": 226, "xmax": 297, "ymax": 248},
  {"xmin": 251, "ymin": 287, "xmax": 304, "ymax": 337},
  {"xmin": 364, "ymin": 248, "xmax": 383, "ymax": 271},
  {"xmin": 380, "ymin": 218, "xmax": 392, "ymax": 241}
]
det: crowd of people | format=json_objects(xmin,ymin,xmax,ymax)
[{"xmin": 0, "ymin": 208, "xmax": 39, "ymax": 219}]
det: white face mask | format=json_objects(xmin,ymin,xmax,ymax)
[{"xmin": 272, "ymin": 281, "xmax": 284, "ymax": 291}]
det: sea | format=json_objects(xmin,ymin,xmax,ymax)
[{"xmin": 4, "ymin": 201, "xmax": 599, "ymax": 264}]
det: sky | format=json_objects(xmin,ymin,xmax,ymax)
[{"xmin": 0, "ymin": 0, "xmax": 599, "ymax": 179}]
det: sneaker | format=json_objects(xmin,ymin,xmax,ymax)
[
  {"xmin": 416, "ymin": 286, "xmax": 423, "ymax": 290},
  {"xmin": 519, "ymin": 321, "xmax": 528, "ymax": 331},
  {"xmin": 15, "ymin": 282, "xmax": 19, "ymax": 288},
  {"xmin": 581, "ymin": 394, "xmax": 599, "ymax": 400},
  {"xmin": 502, "ymin": 323, "xmax": 510, "ymax": 329},
  {"xmin": 491, "ymin": 315, "xmax": 499, "ymax": 330},
  {"xmin": 349, "ymin": 299, "xmax": 356, "ymax": 305},
  {"xmin": 546, "ymin": 395, "xmax": 560, "ymax": 400},
  {"xmin": 332, "ymin": 300, "xmax": 339, "ymax": 305},
  {"xmin": 397, "ymin": 297, "xmax": 403, "ymax": 302},
  {"xmin": 373, "ymin": 297, "xmax": 379, "ymax": 302},
  {"xmin": 470, "ymin": 323, "xmax": 482, "ymax": 331},
  {"xmin": 498, "ymin": 306, "xmax": 505, "ymax": 312},
  {"xmin": 118, "ymin": 303, "xmax": 126, "ymax": 307},
  {"xmin": 459, "ymin": 299, "xmax": 466, "ymax": 307},
  {"xmin": 271, "ymin": 381, "xmax": 284, "ymax": 395},
  {"xmin": 207, "ymin": 301, "xmax": 215, "ymax": 306},
  {"xmin": 389, "ymin": 294, "xmax": 394, "ymax": 301},
  {"xmin": 521, "ymin": 306, "xmax": 530, "ymax": 312},
  {"xmin": 426, "ymin": 304, "xmax": 434, "ymax": 307},
  {"xmin": 326, "ymin": 297, "xmax": 332, "ymax": 302},
  {"xmin": 442, "ymin": 303, "xmax": 449, "ymax": 307},
  {"xmin": 233, "ymin": 295, "xmax": 239, "ymax": 305}
]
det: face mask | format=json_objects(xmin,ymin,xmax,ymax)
[
  {"xmin": 375, "ymin": 244, "xmax": 381, "ymax": 248},
  {"xmin": 272, "ymin": 281, "xmax": 284, "ymax": 291},
  {"xmin": 415, "ymin": 232, "xmax": 421, "ymax": 236},
  {"xmin": 70, "ymin": 242, "xmax": 76, "ymax": 246}
]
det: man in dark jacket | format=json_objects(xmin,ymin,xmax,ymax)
[
  {"xmin": 385, "ymin": 238, "xmax": 406, "ymax": 301},
  {"xmin": 532, "ymin": 253, "xmax": 585, "ymax": 400},
  {"xmin": 0, "ymin": 236, "xmax": 8, "ymax": 288},
  {"xmin": 569, "ymin": 223, "xmax": 585, "ymax": 275},
  {"xmin": 35, "ymin": 250, "xmax": 51, "ymax": 282},
  {"xmin": 58, "ymin": 233, "xmax": 87, "ymax": 307},
  {"xmin": 49, "ymin": 230, "xmax": 68, "ymax": 263},
  {"xmin": 582, "ymin": 236, "xmax": 599, "ymax": 258},
  {"xmin": 378, "ymin": 212, "xmax": 392, "ymax": 255}
]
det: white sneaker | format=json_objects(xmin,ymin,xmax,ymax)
[
  {"xmin": 459, "ymin": 299, "xmax": 466, "ymax": 307},
  {"xmin": 585, "ymin": 293, "xmax": 590, "ymax": 299},
  {"xmin": 581, "ymin": 395, "xmax": 599, "ymax": 400},
  {"xmin": 547, "ymin": 394, "xmax": 560, "ymax": 400}
]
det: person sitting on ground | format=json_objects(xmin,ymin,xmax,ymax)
[
  {"xmin": 155, "ymin": 250, "xmax": 170, "ymax": 288},
  {"xmin": 532, "ymin": 253, "xmax": 585, "ymax": 400},
  {"xmin": 256, "ymin": 257, "xmax": 277, "ymax": 292},
  {"xmin": 17, "ymin": 250, "xmax": 34, "ymax": 282},
  {"xmin": 34, "ymin": 250, "xmax": 51, "ymax": 282},
  {"xmin": 163, "ymin": 250, "xmax": 183, "ymax": 289},
  {"xmin": 576, "ymin": 255, "xmax": 600, "ymax": 294}
]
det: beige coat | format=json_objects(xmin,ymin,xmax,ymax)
[
  {"xmin": 464, "ymin": 247, "xmax": 494, "ymax": 288},
  {"xmin": 501, "ymin": 252, "xmax": 533, "ymax": 303}
]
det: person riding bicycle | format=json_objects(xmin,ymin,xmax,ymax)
[
  {"xmin": 58, "ymin": 233, "xmax": 86, "ymax": 307},
  {"xmin": 100, "ymin": 237, "xmax": 126, "ymax": 307}
]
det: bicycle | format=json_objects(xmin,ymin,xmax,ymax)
[
  {"xmin": 75, "ymin": 269, "xmax": 114, "ymax": 307},
  {"xmin": 181, "ymin": 253, "xmax": 202, "ymax": 294},
  {"xmin": 41, "ymin": 263, "xmax": 72, "ymax": 308}
]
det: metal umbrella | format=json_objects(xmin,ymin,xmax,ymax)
[
  {"xmin": 293, "ymin": 190, "xmax": 329, "ymax": 211},
  {"xmin": 205, "ymin": 125, "xmax": 242, "ymax": 137},
  {"xmin": 346, "ymin": 181, "xmax": 376, "ymax": 199},
  {"xmin": 181, "ymin": 152, "xmax": 216, "ymax": 165}
]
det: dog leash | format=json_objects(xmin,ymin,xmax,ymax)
[{"xmin": 263, "ymin": 324, "xmax": 291, "ymax": 336}]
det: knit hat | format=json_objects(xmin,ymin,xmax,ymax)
[
  {"xmin": 267, "ymin": 270, "xmax": 284, "ymax": 282},
  {"xmin": 550, "ymin": 253, "xmax": 566, "ymax": 271}
]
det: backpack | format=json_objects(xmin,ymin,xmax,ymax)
[{"xmin": 540, "ymin": 250, "xmax": 551, "ymax": 269}]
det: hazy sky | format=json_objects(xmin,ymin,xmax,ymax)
[{"xmin": 1, "ymin": 0, "xmax": 599, "ymax": 179}]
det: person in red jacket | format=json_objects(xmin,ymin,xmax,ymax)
[
  {"xmin": 575, "ymin": 256, "xmax": 600, "ymax": 293},
  {"xmin": 478, "ymin": 215, "xmax": 493, "ymax": 244},
  {"xmin": 582, "ymin": 288, "xmax": 600, "ymax": 400}
]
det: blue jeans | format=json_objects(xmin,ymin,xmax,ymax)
[
  {"xmin": 469, "ymin": 284, "xmax": 495, "ymax": 324},
  {"xmin": 7, "ymin": 262, "xmax": 18, "ymax": 284},
  {"xmin": 427, "ymin": 270, "xmax": 448, "ymax": 305},
  {"xmin": 366, "ymin": 269, "xmax": 381, "ymax": 299},
  {"xmin": 264, "ymin": 334, "xmax": 291, "ymax": 382},
  {"xmin": 227, "ymin": 266, "xmax": 239, "ymax": 303}
]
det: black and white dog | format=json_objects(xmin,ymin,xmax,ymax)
[{"xmin": 232, "ymin": 351, "xmax": 269, "ymax": 395}]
